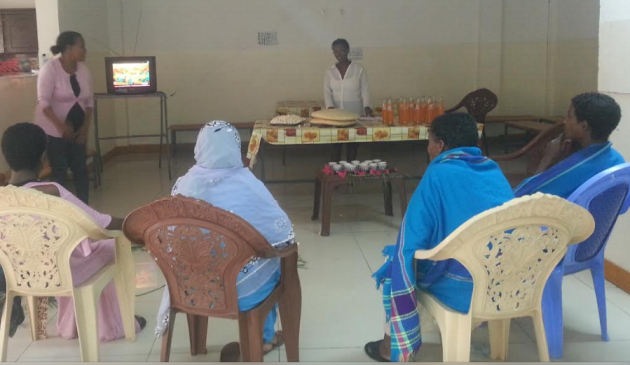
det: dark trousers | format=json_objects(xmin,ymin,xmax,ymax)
[
  {"xmin": 331, "ymin": 143, "xmax": 360, "ymax": 162},
  {"xmin": 47, "ymin": 136, "xmax": 89, "ymax": 204}
]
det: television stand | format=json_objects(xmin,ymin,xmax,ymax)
[{"xmin": 93, "ymin": 91, "xmax": 172, "ymax": 179}]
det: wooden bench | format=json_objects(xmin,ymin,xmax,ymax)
[{"xmin": 169, "ymin": 122, "xmax": 256, "ymax": 156}]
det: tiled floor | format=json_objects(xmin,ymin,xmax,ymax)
[{"xmin": 6, "ymin": 142, "xmax": 630, "ymax": 362}]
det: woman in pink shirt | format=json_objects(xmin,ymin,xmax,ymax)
[
  {"xmin": 35, "ymin": 31, "xmax": 93, "ymax": 204},
  {"xmin": 1, "ymin": 123, "xmax": 146, "ymax": 341}
]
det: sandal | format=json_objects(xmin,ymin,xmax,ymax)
[
  {"xmin": 219, "ymin": 331, "xmax": 285, "ymax": 362},
  {"xmin": 135, "ymin": 315, "xmax": 147, "ymax": 330},
  {"xmin": 220, "ymin": 342, "xmax": 240, "ymax": 362},
  {"xmin": 364, "ymin": 340, "xmax": 390, "ymax": 362},
  {"xmin": 262, "ymin": 331, "xmax": 284, "ymax": 353},
  {"xmin": 9, "ymin": 298, "xmax": 24, "ymax": 338}
]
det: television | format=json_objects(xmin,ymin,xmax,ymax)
[{"xmin": 105, "ymin": 56, "xmax": 157, "ymax": 94}]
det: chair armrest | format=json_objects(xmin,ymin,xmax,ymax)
[
  {"xmin": 414, "ymin": 231, "xmax": 466, "ymax": 262},
  {"xmin": 490, "ymin": 132, "xmax": 552, "ymax": 162},
  {"xmin": 444, "ymin": 104, "xmax": 463, "ymax": 114},
  {"xmin": 491, "ymin": 123, "xmax": 564, "ymax": 163},
  {"xmin": 104, "ymin": 229, "xmax": 124, "ymax": 238},
  {"xmin": 414, "ymin": 246, "xmax": 442, "ymax": 261},
  {"xmin": 267, "ymin": 243, "xmax": 299, "ymax": 259}
]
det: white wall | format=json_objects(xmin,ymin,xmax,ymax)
[
  {"xmin": 599, "ymin": 0, "xmax": 630, "ymax": 271},
  {"xmin": 0, "ymin": 0, "xmax": 602, "ymax": 159},
  {"xmin": 56, "ymin": 0, "xmax": 116, "ymax": 153},
  {"xmin": 93, "ymin": 0, "xmax": 600, "ymax": 146},
  {"xmin": 35, "ymin": 0, "xmax": 59, "ymax": 63}
]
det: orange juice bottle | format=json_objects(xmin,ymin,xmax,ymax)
[
  {"xmin": 408, "ymin": 97, "xmax": 415, "ymax": 124},
  {"xmin": 420, "ymin": 96, "xmax": 428, "ymax": 124},
  {"xmin": 397, "ymin": 98, "xmax": 404, "ymax": 125},
  {"xmin": 386, "ymin": 98, "xmax": 394, "ymax": 125},
  {"xmin": 437, "ymin": 97, "xmax": 445, "ymax": 116},
  {"xmin": 413, "ymin": 98, "xmax": 421, "ymax": 125},
  {"xmin": 427, "ymin": 97, "xmax": 436, "ymax": 123}
]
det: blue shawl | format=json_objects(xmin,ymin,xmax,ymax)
[
  {"xmin": 373, "ymin": 147, "xmax": 514, "ymax": 361},
  {"xmin": 514, "ymin": 142, "xmax": 625, "ymax": 199}
]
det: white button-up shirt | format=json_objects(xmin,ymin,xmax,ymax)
[{"xmin": 324, "ymin": 62, "xmax": 371, "ymax": 116}]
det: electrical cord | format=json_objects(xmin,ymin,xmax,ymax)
[{"xmin": 136, "ymin": 284, "xmax": 166, "ymax": 297}]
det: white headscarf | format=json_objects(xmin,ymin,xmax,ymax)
[
  {"xmin": 156, "ymin": 121, "xmax": 294, "ymax": 337},
  {"xmin": 172, "ymin": 121, "xmax": 244, "ymax": 196}
]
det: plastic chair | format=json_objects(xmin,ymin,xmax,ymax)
[
  {"xmin": 415, "ymin": 193, "xmax": 595, "ymax": 362},
  {"xmin": 445, "ymin": 88, "xmax": 498, "ymax": 154},
  {"xmin": 542, "ymin": 162, "xmax": 630, "ymax": 359},
  {"xmin": 0, "ymin": 186, "xmax": 137, "ymax": 362},
  {"xmin": 123, "ymin": 195, "xmax": 301, "ymax": 362}
]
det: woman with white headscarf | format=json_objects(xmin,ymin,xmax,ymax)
[{"xmin": 155, "ymin": 121, "xmax": 294, "ymax": 356}]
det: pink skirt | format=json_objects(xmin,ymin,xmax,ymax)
[{"xmin": 56, "ymin": 239, "xmax": 141, "ymax": 342}]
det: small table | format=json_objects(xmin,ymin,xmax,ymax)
[
  {"xmin": 93, "ymin": 92, "xmax": 171, "ymax": 179},
  {"xmin": 311, "ymin": 170, "xmax": 408, "ymax": 236}
]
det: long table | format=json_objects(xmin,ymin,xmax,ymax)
[{"xmin": 246, "ymin": 119, "xmax": 483, "ymax": 183}]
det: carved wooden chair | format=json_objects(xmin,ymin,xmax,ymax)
[
  {"xmin": 490, "ymin": 123, "xmax": 565, "ymax": 187},
  {"xmin": 445, "ymin": 88, "xmax": 499, "ymax": 154},
  {"xmin": 0, "ymin": 186, "xmax": 137, "ymax": 362},
  {"xmin": 416, "ymin": 193, "xmax": 595, "ymax": 362},
  {"xmin": 123, "ymin": 195, "xmax": 301, "ymax": 362}
]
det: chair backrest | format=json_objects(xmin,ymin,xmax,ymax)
[
  {"xmin": 123, "ymin": 195, "xmax": 277, "ymax": 319},
  {"xmin": 0, "ymin": 186, "xmax": 110, "ymax": 295},
  {"xmin": 446, "ymin": 88, "xmax": 498, "ymax": 123},
  {"xmin": 564, "ymin": 163, "xmax": 630, "ymax": 265},
  {"xmin": 418, "ymin": 193, "xmax": 594, "ymax": 320},
  {"xmin": 525, "ymin": 123, "xmax": 565, "ymax": 175}
]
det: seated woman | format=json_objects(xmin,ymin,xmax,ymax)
[
  {"xmin": 514, "ymin": 92, "xmax": 624, "ymax": 198},
  {"xmin": 0, "ymin": 122, "xmax": 146, "ymax": 340},
  {"xmin": 155, "ymin": 121, "xmax": 295, "ymax": 358},
  {"xmin": 365, "ymin": 113, "xmax": 514, "ymax": 362}
]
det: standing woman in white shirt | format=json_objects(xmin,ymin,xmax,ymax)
[{"xmin": 324, "ymin": 38, "xmax": 372, "ymax": 161}]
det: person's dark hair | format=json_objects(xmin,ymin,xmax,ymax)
[
  {"xmin": 2, "ymin": 123, "xmax": 48, "ymax": 172},
  {"xmin": 331, "ymin": 38, "xmax": 350, "ymax": 51},
  {"xmin": 430, "ymin": 112, "xmax": 479, "ymax": 149},
  {"xmin": 571, "ymin": 92, "xmax": 621, "ymax": 141},
  {"xmin": 50, "ymin": 31, "xmax": 83, "ymax": 55}
]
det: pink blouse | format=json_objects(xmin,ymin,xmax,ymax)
[{"xmin": 34, "ymin": 58, "xmax": 94, "ymax": 138}]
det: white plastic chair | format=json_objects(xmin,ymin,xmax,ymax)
[
  {"xmin": 415, "ymin": 193, "xmax": 595, "ymax": 362},
  {"xmin": 0, "ymin": 186, "xmax": 137, "ymax": 362}
]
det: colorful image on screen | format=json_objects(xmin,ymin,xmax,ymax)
[{"xmin": 112, "ymin": 61, "xmax": 150, "ymax": 88}]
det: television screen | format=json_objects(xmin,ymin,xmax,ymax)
[
  {"xmin": 105, "ymin": 56, "xmax": 157, "ymax": 94},
  {"xmin": 113, "ymin": 61, "xmax": 150, "ymax": 88}
]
